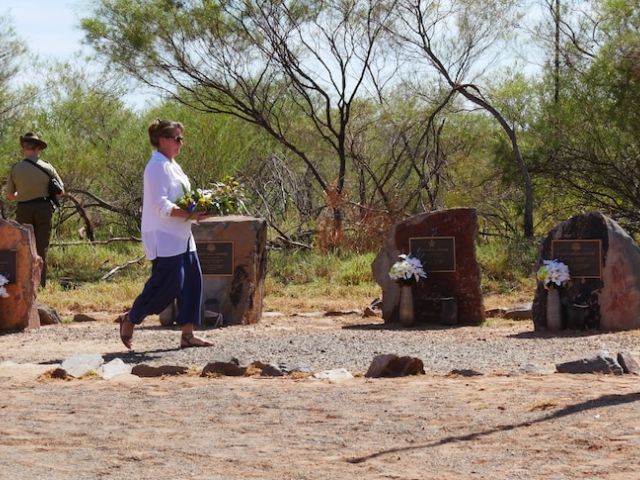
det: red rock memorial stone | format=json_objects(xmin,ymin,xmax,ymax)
[
  {"xmin": 192, "ymin": 215, "xmax": 267, "ymax": 325},
  {"xmin": 372, "ymin": 208, "xmax": 485, "ymax": 325},
  {"xmin": 0, "ymin": 219, "xmax": 42, "ymax": 331},
  {"xmin": 533, "ymin": 212, "xmax": 640, "ymax": 331}
]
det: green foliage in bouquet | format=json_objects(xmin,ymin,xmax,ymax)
[{"xmin": 176, "ymin": 176, "xmax": 247, "ymax": 216}]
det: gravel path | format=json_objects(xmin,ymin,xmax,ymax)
[{"xmin": 1, "ymin": 313, "xmax": 639, "ymax": 374}]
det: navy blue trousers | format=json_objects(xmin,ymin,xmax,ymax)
[{"xmin": 129, "ymin": 250, "xmax": 202, "ymax": 326}]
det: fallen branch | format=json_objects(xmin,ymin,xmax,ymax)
[
  {"xmin": 50, "ymin": 237, "xmax": 141, "ymax": 247},
  {"xmin": 101, "ymin": 255, "xmax": 146, "ymax": 281}
]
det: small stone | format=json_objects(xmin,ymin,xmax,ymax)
[
  {"xmin": 365, "ymin": 354, "xmax": 397, "ymax": 378},
  {"xmin": 61, "ymin": 354, "xmax": 104, "ymax": 378},
  {"xmin": 617, "ymin": 352, "xmax": 640, "ymax": 375},
  {"xmin": 555, "ymin": 350, "xmax": 623, "ymax": 375},
  {"xmin": 38, "ymin": 304, "xmax": 61, "ymax": 326},
  {"xmin": 201, "ymin": 361, "xmax": 246, "ymax": 377},
  {"xmin": 249, "ymin": 361, "xmax": 283, "ymax": 377},
  {"xmin": 365, "ymin": 355, "xmax": 425, "ymax": 378},
  {"xmin": 100, "ymin": 358, "xmax": 132, "ymax": 380},
  {"xmin": 73, "ymin": 313, "xmax": 97, "ymax": 323},
  {"xmin": 503, "ymin": 303, "xmax": 532, "ymax": 320}
]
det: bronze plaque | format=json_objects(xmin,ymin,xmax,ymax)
[
  {"xmin": 551, "ymin": 239, "xmax": 602, "ymax": 279},
  {"xmin": 409, "ymin": 236, "xmax": 456, "ymax": 272},
  {"xmin": 196, "ymin": 242, "xmax": 234, "ymax": 276},
  {"xmin": 0, "ymin": 250, "xmax": 16, "ymax": 284}
]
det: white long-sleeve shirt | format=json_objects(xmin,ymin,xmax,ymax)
[{"xmin": 140, "ymin": 150, "xmax": 196, "ymax": 260}]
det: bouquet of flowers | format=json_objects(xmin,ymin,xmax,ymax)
[
  {"xmin": 0, "ymin": 274, "xmax": 9, "ymax": 298},
  {"xmin": 536, "ymin": 259, "xmax": 570, "ymax": 288},
  {"xmin": 389, "ymin": 254, "xmax": 427, "ymax": 285},
  {"xmin": 176, "ymin": 176, "xmax": 247, "ymax": 217}
]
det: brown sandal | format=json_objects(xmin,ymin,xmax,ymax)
[
  {"xmin": 180, "ymin": 334, "xmax": 213, "ymax": 349},
  {"xmin": 118, "ymin": 312, "xmax": 133, "ymax": 350}
]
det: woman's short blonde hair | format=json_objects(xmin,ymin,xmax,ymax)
[{"xmin": 148, "ymin": 119, "xmax": 184, "ymax": 147}]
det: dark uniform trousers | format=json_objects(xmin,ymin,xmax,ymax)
[{"xmin": 16, "ymin": 199, "xmax": 54, "ymax": 287}]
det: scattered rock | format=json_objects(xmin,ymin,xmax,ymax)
[
  {"xmin": 61, "ymin": 354, "xmax": 104, "ymax": 378},
  {"xmin": 448, "ymin": 368, "xmax": 484, "ymax": 377},
  {"xmin": 555, "ymin": 350, "xmax": 624, "ymax": 375},
  {"xmin": 262, "ymin": 312, "xmax": 284, "ymax": 318},
  {"xmin": 131, "ymin": 364, "xmax": 189, "ymax": 377},
  {"xmin": 38, "ymin": 304, "xmax": 61, "ymax": 326},
  {"xmin": 617, "ymin": 352, "xmax": 640, "ymax": 375},
  {"xmin": 100, "ymin": 358, "xmax": 132, "ymax": 380},
  {"xmin": 249, "ymin": 361, "xmax": 284, "ymax": 377},
  {"xmin": 73, "ymin": 313, "xmax": 98, "ymax": 323},
  {"xmin": 312, "ymin": 368, "xmax": 354, "ymax": 382},
  {"xmin": 201, "ymin": 361, "xmax": 247, "ymax": 377},
  {"xmin": 365, "ymin": 354, "xmax": 425, "ymax": 378},
  {"xmin": 504, "ymin": 303, "xmax": 532, "ymax": 320}
]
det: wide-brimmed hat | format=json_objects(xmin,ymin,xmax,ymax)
[{"xmin": 19, "ymin": 132, "xmax": 47, "ymax": 150}]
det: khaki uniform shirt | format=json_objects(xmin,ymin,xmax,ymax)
[{"xmin": 6, "ymin": 156, "xmax": 64, "ymax": 202}]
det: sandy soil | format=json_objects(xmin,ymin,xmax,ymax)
[{"xmin": 1, "ymin": 312, "xmax": 640, "ymax": 479}]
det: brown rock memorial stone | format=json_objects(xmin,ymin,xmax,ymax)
[
  {"xmin": 532, "ymin": 212, "xmax": 640, "ymax": 331},
  {"xmin": 193, "ymin": 216, "xmax": 267, "ymax": 325},
  {"xmin": 372, "ymin": 208, "xmax": 484, "ymax": 325},
  {"xmin": 0, "ymin": 219, "xmax": 42, "ymax": 331}
]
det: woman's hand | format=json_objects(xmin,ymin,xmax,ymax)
[{"xmin": 192, "ymin": 211, "xmax": 211, "ymax": 221}]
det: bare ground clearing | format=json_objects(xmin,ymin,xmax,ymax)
[{"xmin": 1, "ymin": 306, "xmax": 640, "ymax": 479}]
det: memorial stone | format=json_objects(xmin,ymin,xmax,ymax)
[
  {"xmin": 192, "ymin": 215, "xmax": 267, "ymax": 325},
  {"xmin": 0, "ymin": 219, "xmax": 42, "ymax": 331},
  {"xmin": 372, "ymin": 208, "xmax": 485, "ymax": 325},
  {"xmin": 532, "ymin": 212, "xmax": 640, "ymax": 331}
]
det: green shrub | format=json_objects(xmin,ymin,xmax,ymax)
[{"xmin": 476, "ymin": 238, "xmax": 538, "ymax": 293}]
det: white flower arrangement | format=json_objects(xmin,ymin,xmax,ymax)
[
  {"xmin": 0, "ymin": 274, "xmax": 9, "ymax": 298},
  {"xmin": 389, "ymin": 254, "xmax": 427, "ymax": 285},
  {"xmin": 536, "ymin": 259, "xmax": 570, "ymax": 288}
]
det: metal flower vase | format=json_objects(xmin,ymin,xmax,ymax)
[
  {"xmin": 546, "ymin": 287, "xmax": 562, "ymax": 331},
  {"xmin": 399, "ymin": 284, "xmax": 415, "ymax": 326}
]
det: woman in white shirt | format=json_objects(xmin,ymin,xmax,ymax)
[{"xmin": 118, "ymin": 119, "xmax": 213, "ymax": 349}]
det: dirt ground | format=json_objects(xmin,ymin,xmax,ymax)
[{"xmin": 1, "ymin": 310, "xmax": 640, "ymax": 479}]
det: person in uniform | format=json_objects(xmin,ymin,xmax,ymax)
[{"xmin": 5, "ymin": 132, "xmax": 64, "ymax": 287}]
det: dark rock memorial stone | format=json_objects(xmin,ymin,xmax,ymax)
[
  {"xmin": 372, "ymin": 208, "xmax": 485, "ymax": 325},
  {"xmin": 532, "ymin": 212, "xmax": 640, "ymax": 331},
  {"xmin": 192, "ymin": 216, "xmax": 267, "ymax": 325},
  {"xmin": 0, "ymin": 219, "xmax": 42, "ymax": 331}
]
